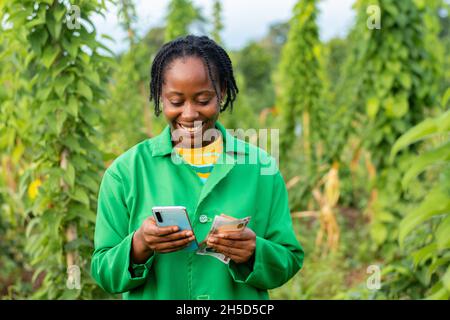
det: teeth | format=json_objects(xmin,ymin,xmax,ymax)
[{"xmin": 179, "ymin": 122, "xmax": 203, "ymax": 133}]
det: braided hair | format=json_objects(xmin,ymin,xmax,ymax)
[{"xmin": 149, "ymin": 35, "xmax": 239, "ymax": 116}]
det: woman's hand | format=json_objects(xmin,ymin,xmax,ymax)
[
  {"xmin": 131, "ymin": 216, "xmax": 195, "ymax": 263},
  {"xmin": 206, "ymin": 227, "xmax": 256, "ymax": 264}
]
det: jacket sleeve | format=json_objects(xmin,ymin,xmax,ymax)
[
  {"xmin": 228, "ymin": 169, "xmax": 304, "ymax": 290},
  {"xmin": 90, "ymin": 169, "xmax": 154, "ymax": 294}
]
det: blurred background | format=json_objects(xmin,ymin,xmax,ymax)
[{"xmin": 0, "ymin": 0, "xmax": 448, "ymax": 299}]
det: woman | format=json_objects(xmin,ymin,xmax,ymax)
[{"xmin": 91, "ymin": 35, "xmax": 304, "ymax": 300}]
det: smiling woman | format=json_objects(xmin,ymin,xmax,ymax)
[{"xmin": 90, "ymin": 34, "xmax": 304, "ymax": 300}]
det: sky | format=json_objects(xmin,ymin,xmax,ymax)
[{"xmin": 93, "ymin": 0, "xmax": 356, "ymax": 54}]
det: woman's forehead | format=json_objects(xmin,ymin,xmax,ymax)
[{"xmin": 163, "ymin": 56, "xmax": 215, "ymax": 92}]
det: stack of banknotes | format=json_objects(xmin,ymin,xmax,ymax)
[{"xmin": 196, "ymin": 214, "xmax": 251, "ymax": 264}]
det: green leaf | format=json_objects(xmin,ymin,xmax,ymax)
[
  {"xmin": 62, "ymin": 135, "xmax": 84, "ymax": 153},
  {"xmin": 53, "ymin": 4, "xmax": 66, "ymax": 22},
  {"xmin": 55, "ymin": 109, "xmax": 67, "ymax": 135},
  {"xmin": 62, "ymin": 35, "xmax": 79, "ymax": 58},
  {"xmin": 77, "ymin": 81, "xmax": 93, "ymax": 101},
  {"xmin": 366, "ymin": 97, "xmax": 379, "ymax": 119},
  {"xmin": 67, "ymin": 95, "xmax": 79, "ymax": 118},
  {"xmin": 70, "ymin": 187, "xmax": 90, "ymax": 206},
  {"xmin": 46, "ymin": 12, "xmax": 62, "ymax": 39},
  {"xmin": 411, "ymin": 243, "xmax": 437, "ymax": 268},
  {"xmin": 26, "ymin": 9, "xmax": 46, "ymax": 28},
  {"xmin": 55, "ymin": 74, "xmax": 74, "ymax": 98},
  {"xmin": 443, "ymin": 265, "xmax": 450, "ymax": 292},
  {"xmin": 64, "ymin": 162, "xmax": 76, "ymax": 188},
  {"xmin": 389, "ymin": 93, "xmax": 408, "ymax": 118},
  {"xmin": 36, "ymin": 86, "xmax": 52, "ymax": 101},
  {"xmin": 426, "ymin": 256, "xmax": 450, "ymax": 284},
  {"xmin": 376, "ymin": 210, "xmax": 396, "ymax": 223},
  {"xmin": 399, "ymin": 186, "xmax": 450, "ymax": 247},
  {"xmin": 41, "ymin": 45, "xmax": 61, "ymax": 69},
  {"xmin": 425, "ymin": 283, "xmax": 449, "ymax": 300},
  {"xmin": 398, "ymin": 73, "xmax": 412, "ymax": 90},
  {"xmin": 84, "ymin": 71, "xmax": 100, "ymax": 86},
  {"xmin": 29, "ymin": 28, "xmax": 49, "ymax": 55},
  {"xmin": 371, "ymin": 222, "xmax": 387, "ymax": 245},
  {"xmin": 436, "ymin": 214, "xmax": 450, "ymax": 250},
  {"xmin": 402, "ymin": 142, "xmax": 450, "ymax": 188},
  {"xmin": 78, "ymin": 174, "xmax": 98, "ymax": 193},
  {"xmin": 442, "ymin": 88, "xmax": 450, "ymax": 107},
  {"xmin": 80, "ymin": 105, "xmax": 99, "ymax": 126},
  {"xmin": 390, "ymin": 110, "xmax": 450, "ymax": 161}
]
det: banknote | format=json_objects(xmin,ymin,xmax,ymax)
[{"xmin": 196, "ymin": 214, "xmax": 251, "ymax": 264}]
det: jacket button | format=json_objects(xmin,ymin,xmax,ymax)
[{"xmin": 199, "ymin": 215, "xmax": 208, "ymax": 223}]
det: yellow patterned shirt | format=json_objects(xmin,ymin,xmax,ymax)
[{"xmin": 174, "ymin": 134, "xmax": 223, "ymax": 184}]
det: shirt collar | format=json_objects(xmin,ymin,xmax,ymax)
[{"xmin": 150, "ymin": 120, "xmax": 249, "ymax": 157}]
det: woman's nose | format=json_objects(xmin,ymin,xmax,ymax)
[{"xmin": 181, "ymin": 103, "xmax": 199, "ymax": 120}]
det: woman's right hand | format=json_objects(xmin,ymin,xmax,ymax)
[{"xmin": 131, "ymin": 216, "xmax": 195, "ymax": 264}]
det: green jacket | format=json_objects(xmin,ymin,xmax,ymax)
[{"xmin": 91, "ymin": 121, "xmax": 304, "ymax": 300}]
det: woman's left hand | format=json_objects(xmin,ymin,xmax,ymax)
[{"xmin": 207, "ymin": 227, "xmax": 256, "ymax": 264}]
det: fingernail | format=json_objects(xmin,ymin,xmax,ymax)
[
  {"xmin": 217, "ymin": 234, "xmax": 224, "ymax": 237},
  {"xmin": 209, "ymin": 238, "xmax": 215, "ymax": 243},
  {"xmin": 186, "ymin": 231, "xmax": 192, "ymax": 236}
]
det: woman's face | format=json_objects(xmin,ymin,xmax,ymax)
[{"xmin": 162, "ymin": 56, "xmax": 222, "ymax": 148}]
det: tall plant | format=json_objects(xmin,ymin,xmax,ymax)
[
  {"xmin": 347, "ymin": 0, "xmax": 443, "ymax": 254},
  {"xmin": 2, "ymin": 0, "xmax": 114, "ymax": 298},
  {"xmin": 277, "ymin": 0, "xmax": 324, "ymax": 169},
  {"xmin": 387, "ymin": 91, "xmax": 450, "ymax": 299},
  {"xmin": 211, "ymin": 0, "xmax": 223, "ymax": 44},
  {"xmin": 164, "ymin": 0, "xmax": 203, "ymax": 41}
]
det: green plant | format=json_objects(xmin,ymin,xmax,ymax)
[
  {"xmin": 1, "ymin": 0, "xmax": 114, "ymax": 299},
  {"xmin": 388, "ymin": 91, "xmax": 450, "ymax": 299}
]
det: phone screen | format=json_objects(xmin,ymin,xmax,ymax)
[{"xmin": 151, "ymin": 206, "xmax": 198, "ymax": 251}]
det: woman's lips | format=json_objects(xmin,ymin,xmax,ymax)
[{"xmin": 177, "ymin": 121, "xmax": 205, "ymax": 134}]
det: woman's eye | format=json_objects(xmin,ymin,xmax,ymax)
[
  {"xmin": 198, "ymin": 100, "xmax": 210, "ymax": 106},
  {"xmin": 170, "ymin": 101, "xmax": 183, "ymax": 106}
]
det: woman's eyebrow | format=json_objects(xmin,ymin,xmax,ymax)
[
  {"xmin": 166, "ymin": 91, "xmax": 184, "ymax": 96},
  {"xmin": 194, "ymin": 90, "xmax": 215, "ymax": 96},
  {"xmin": 165, "ymin": 90, "xmax": 215, "ymax": 96}
]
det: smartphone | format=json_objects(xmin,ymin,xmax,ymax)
[{"xmin": 151, "ymin": 206, "xmax": 198, "ymax": 251}]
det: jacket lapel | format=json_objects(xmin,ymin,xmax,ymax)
[{"xmin": 150, "ymin": 121, "xmax": 248, "ymax": 209}]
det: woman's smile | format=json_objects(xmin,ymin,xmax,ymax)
[{"xmin": 175, "ymin": 120, "xmax": 206, "ymax": 135}]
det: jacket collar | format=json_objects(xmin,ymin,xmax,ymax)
[
  {"xmin": 149, "ymin": 120, "xmax": 249, "ymax": 209},
  {"xmin": 150, "ymin": 121, "xmax": 249, "ymax": 157}
]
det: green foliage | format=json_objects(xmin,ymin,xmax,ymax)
[
  {"xmin": 211, "ymin": 0, "xmax": 223, "ymax": 44},
  {"xmin": 117, "ymin": 0, "xmax": 138, "ymax": 44},
  {"xmin": 164, "ymin": 0, "xmax": 204, "ymax": 41},
  {"xmin": 277, "ymin": 0, "xmax": 324, "ymax": 160},
  {"xmin": 1, "ymin": 0, "xmax": 114, "ymax": 299},
  {"xmin": 235, "ymin": 42, "xmax": 275, "ymax": 113},
  {"xmin": 350, "ymin": 0, "xmax": 443, "ymax": 169},
  {"xmin": 390, "ymin": 96, "xmax": 450, "ymax": 299}
]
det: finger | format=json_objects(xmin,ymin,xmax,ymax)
[
  {"xmin": 151, "ymin": 230, "xmax": 194, "ymax": 243},
  {"xmin": 157, "ymin": 240, "xmax": 193, "ymax": 253},
  {"xmin": 151, "ymin": 225, "xmax": 179, "ymax": 236},
  {"xmin": 148, "ymin": 216, "xmax": 156, "ymax": 225},
  {"xmin": 158, "ymin": 242, "xmax": 191, "ymax": 253},
  {"xmin": 209, "ymin": 243, "xmax": 248, "ymax": 257},
  {"xmin": 156, "ymin": 235, "xmax": 195, "ymax": 251},
  {"xmin": 208, "ymin": 236, "xmax": 248, "ymax": 249},
  {"xmin": 227, "ymin": 253, "xmax": 247, "ymax": 264},
  {"xmin": 158, "ymin": 238, "xmax": 195, "ymax": 252},
  {"xmin": 215, "ymin": 231, "xmax": 248, "ymax": 240}
]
